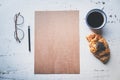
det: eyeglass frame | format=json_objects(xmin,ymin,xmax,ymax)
[{"xmin": 14, "ymin": 12, "xmax": 24, "ymax": 43}]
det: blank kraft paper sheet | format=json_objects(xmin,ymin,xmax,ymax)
[{"xmin": 35, "ymin": 11, "xmax": 80, "ymax": 74}]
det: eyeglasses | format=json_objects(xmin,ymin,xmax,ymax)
[{"xmin": 14, "ymin": 12, "xmax": 24, "ymax": 43}]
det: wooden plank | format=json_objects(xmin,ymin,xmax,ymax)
[{"xmin": 35, "ymin": 11, "xmax": 80, "ymax": 74}]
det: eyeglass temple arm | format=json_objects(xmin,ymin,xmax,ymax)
[{"xmin": 15, "ymin": 13, "xmax": 21, "ymax": 43}]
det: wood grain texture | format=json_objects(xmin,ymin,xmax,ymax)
[{"xmin": 35, "ymin": 11, "xmax": 80, "ymax": 74}]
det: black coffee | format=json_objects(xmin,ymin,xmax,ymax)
[{"xmin": 87, "ymin": 12, "xmax": 104, "ymax": 28}]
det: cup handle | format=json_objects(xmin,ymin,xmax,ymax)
[{"xmin": 101, "ymin": 7, "xmax": 104, "ymax": 11}]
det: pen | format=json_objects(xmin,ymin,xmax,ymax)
[{"xmin": 28, "ymin": 26, "xmax": 31, "ymax": 52}]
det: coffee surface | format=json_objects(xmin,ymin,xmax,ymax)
[{"xmin": 87, "ymin": 12, "xmax": 104, "ymax": 28}]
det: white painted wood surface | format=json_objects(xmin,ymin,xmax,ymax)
[{"xmin": 0, "ymin": 0, "xmax": 120, "ymax": 80}]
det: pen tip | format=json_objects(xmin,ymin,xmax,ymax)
[{"xmin": 28, "ymin": 26, "xmax": 30, "ymax": 29}]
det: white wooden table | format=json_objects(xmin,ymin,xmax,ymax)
[{"xmin": 0, "ymin": 0, "xmax": 120, "ymax": 80}]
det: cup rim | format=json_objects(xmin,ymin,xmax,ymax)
[{"xmin": 86, "ymin": 9, "xmax": 107, "ymax": 29}]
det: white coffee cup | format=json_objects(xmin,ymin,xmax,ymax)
[{"xmin": 86, "ymin": 9, "xmax": 107, "ymax": 29}]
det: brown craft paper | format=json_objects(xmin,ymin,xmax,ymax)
[{"xmin": 35, "ymin": 11, "xmax": 80, "ymax": 74}]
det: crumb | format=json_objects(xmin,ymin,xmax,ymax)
[
  {"xmin": 109, "ymin": 15, "xmax": 112, "ymax": 18},
  {"xmin": 102, "ymin": 2, "xmax": 105, "ymax": 4}
]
